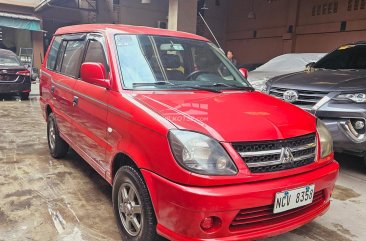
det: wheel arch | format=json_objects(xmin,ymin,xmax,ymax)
[
  {"xmin": 110, "ymin": 152, "xmax": 160, "ymax": 224},
  {"xmin": 111, "ymin": 152, "xmax": 140, "ymax": 181},
  {"xmin": 45, "ymin": 104, "xmax": 53, "ymax": 120}
]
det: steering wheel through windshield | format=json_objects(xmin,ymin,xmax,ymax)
[{"xmin": 185, "ymin": 70, "xmax": 216, "ymax": 80}]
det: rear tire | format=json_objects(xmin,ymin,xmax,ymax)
[
  {"xmin": 112, "ymin": 166, "xmax": 163, "ymax": 241},
  {"xmin": 20, "ymin": 92, "xmax": 29, "ymax": 100},
  {"xmin": 47, "ymin": 113, "xmax": 68, "ymax": 158}
]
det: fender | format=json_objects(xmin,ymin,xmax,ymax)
[{"xmin": 105, "ymin": 126, "xmax": 191, "ymax": 186}]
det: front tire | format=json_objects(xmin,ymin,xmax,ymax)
[
  {"xmin": 112, "ymin": 166, "xmax": 162, "ymax": 241},
  {"xmin": 47, "ymin": 113, "xmax": 69, "ymax": 158}
]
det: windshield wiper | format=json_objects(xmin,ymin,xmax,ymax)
[
  {"xmin": 132, "ymin": 81, "xmax": 174, "ymax": 87},
  {"xmin": 336, "ymin": 68, "xmax": 360, "ymax": 71},
  {"xmin": 176, "ymin": 84, "xmax": 222, "ymax": 93},
  {"xmin": 132, "ymin": 81, "xmax": 221, "ymax": 93},
  {"xmin": 209, "ymin": 82, "xmax": 255, "ymax": 91}
]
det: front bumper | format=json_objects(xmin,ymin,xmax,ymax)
[
  {"xmin": 142, "ymin": 160, "xmax": 339, "ymax": 241},
  {"xmin": 314, "ymin": 101, "xmax": 366, "ymax": 156},
  {"xmin": 320, "ymin": 118, "xmax": 366, "ymax": 156}
]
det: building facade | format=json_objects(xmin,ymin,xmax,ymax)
[
  {"xmin": 0, "ymin": 0, "xmax": 43, "ymax": 68},
  {"xmin": 224, "ymin": 0, "xmax": 366, "ymax": 66},
  {"xmin": 2, "ymin": 0, "xmax": 366, "ymax": 69}
]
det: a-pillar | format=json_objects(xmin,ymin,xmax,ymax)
[{"xmin": 168, "ymin": 0, "xmax": 197, "ymax": 34}]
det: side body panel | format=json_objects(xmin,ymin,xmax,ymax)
[
  {"xmin": 50, "ymin": 72, "xmax": 77, "ymax": 137},
  {"xmin": 72, "ymin": 80, "xmax": 109, "ymax": 170}
]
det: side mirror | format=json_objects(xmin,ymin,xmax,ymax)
[
  {"xmin": 239, "ymin": 68, "xmax": 249, "ymax": 78},
  {"xmin": 80, "ymin": 62, "xmax": 110, "ymax": 89}
]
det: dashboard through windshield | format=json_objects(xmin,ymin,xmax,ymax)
[{"xmin": 114, "ymin": 34, "xmax": 250, "ymax": 91}]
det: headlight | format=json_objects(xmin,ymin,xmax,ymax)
[
  {"xmin": 316, "ymin": 120, "xmax": 333, "ymax": 158},
  {"xmin": 168, "ymin": 130, "xmax": 238, "ymax": 176},
  {"xmin": 335, "ymin": 93, "xmax": 366, "ymax": 103}
]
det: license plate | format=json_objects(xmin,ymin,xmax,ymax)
[{"xmin": 273, "ymin": 185, "xmax": 315, "ymax": 214}]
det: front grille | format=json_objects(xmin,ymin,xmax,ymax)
[
  {"xmin": 230, "ymin": 190, "xmax": 325, "ymax": 232},
  {"xmin": 232, "ymin": 133, "xmax": 317, "ymax": 173},
  {"xmin": 269, "ymin": 87, "xmax": 328, "ymax": 109}
]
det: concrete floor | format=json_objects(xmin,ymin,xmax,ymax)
[{"xmin": 0, "ymin": 96, "xmax": 365, "ymax": 241}]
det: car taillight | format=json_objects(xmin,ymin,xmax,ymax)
[{"xmin": 16, "ymin": 70, "xmax": 30, "ymax": 76}]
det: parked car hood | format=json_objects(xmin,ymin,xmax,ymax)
[
  {"xmin": 132, "ymin": 91, "xmax": 315, "ymax": 142},
  {"xmin": 269, "ymin": 69, "xmax": 366, "ymax": 92}
]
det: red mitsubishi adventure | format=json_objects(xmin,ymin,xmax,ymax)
[{"xmin": 40, "ymin": 24, "xmax": 339, "ymax": 241}]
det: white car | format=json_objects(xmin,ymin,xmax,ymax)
[{"xmin": 247, "ymin": 53, "xmax": 326, "ymax": 90}]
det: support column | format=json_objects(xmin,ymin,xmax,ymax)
[
  {"xmin": 96, "ymin": 0, "xmax": 114, "ymax": 23},
  {"xmin": 168, "ymin": 0, "xmax": 197, "ymax": 34},
  {"xmin": 31, "ymin": 31, "xmax": 44, "ymax": 69},
  {"xmin": 283, "ymin": 0, "xmax": 300, "ymax": 53}
]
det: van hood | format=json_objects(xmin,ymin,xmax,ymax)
[
  {"xmin": 132, "ymin": 91, "xmax": 316, "ymax": 142},
  {"xmin": 269, "ymin": 69, "xmax": 366, "ymax": 92}
]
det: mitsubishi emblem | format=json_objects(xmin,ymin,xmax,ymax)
[{"xmin": 281, "ymin": 147, "xmax": 294, "ymax": 164}]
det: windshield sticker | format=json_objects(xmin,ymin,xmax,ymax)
[
  {"xmin": 115, "ymin": 35, "xmax": 134, "ymax": 46},
  {"xmin": 160, "ymin": 43, "xmax": 184, "ymax": 51}
]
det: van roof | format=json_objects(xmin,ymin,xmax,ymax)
[{"xmin": 55, "ymin": 24, "xmax": 209, "ymax": 42}]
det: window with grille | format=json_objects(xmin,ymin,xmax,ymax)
[
  {"xmin": 361, "ymin": 0, "xmax": 366, "ymax": 9},
  {"xmin": 312, "ymin": 1, "xmax": 338, "ymax": 16},
  {"xmin": 348, "ymin": 0, "xmax": 366, "ymax": 11}
]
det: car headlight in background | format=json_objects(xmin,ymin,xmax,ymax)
[
  {"xmin": 168, "ymin": 130, "xmax": 238, "ymax": 176},
  {"xmin": 334, "ymin": 93, "xmax": 366, "ymax": 103},
  {"xmin": 316, "ymin": 119, "xmax": 333, "ymax": 158}
]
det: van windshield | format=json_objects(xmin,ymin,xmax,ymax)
[
  {"xmin": 115, "ymin": 34, "xmax": 251, "ymax": 91},
  {"xmin": 314, "ymin": 44, "xmax": 366, "ymax": 70}
]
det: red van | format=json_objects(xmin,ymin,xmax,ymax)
[{"xmin": 40, "ymin": 24, "xmax": 339, "ymax": 241}]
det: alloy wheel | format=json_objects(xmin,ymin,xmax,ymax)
[
  {"xmin": 49, "ymin": 120, "xmax": 56, "ymax": 150},
  {"xmin": 118, "ymin": 183, "xmax": 143, "ymax": 236}
]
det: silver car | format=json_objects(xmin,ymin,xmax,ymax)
[{"xmin": 248, "ymin": 53, "xmax": 325, "ymax": 90}]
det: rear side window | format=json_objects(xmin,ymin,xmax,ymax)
[
  {"xmin": 46, "ymin": 36, "xmax": 62, "ymax": 70},
  {"xmin": 54, "ymin": 41, "xmax": 67, "ymax": 72},
  {"xmin": 51, "ymin": 35, "xmax": 86, "ymax": 77},
  {"xmin": 60, "ymin": 40, "xmax": 84, "ymax": 77}
]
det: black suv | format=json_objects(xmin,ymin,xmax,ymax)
[{"xmin": 264, "ymin": 42, "xmax": 366, "ymax": 165}]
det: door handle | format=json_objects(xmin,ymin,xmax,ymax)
[
  {"xmin": 73, "ymin": 96, "xmax": 79, "ymax": 107},
  {"xmin": 51, "ymin": 85, "xmax": 55, "ymax": 93}
]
